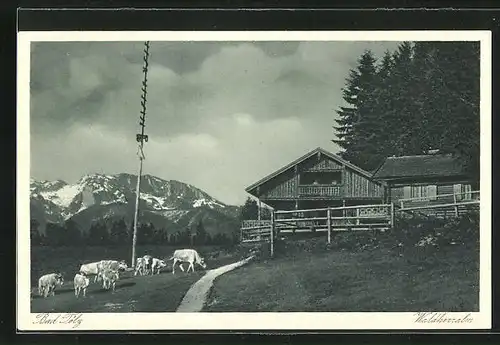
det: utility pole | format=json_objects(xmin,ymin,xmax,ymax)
[{"xmin": 131, "ymin": 41, "xmax": 151, "ymax": 269}]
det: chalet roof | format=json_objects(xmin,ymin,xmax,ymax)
[
  {"xmin": 372, "ymin": 154, "xmax": 466, "ymax": 180},
  {"xmin": 245, "ymin": 147, "xmax": 377, "ymax": 193}
]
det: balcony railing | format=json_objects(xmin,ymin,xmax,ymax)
[{"xmin": 298, "ymin": 184, "xmax": 343, "ymax": 197}]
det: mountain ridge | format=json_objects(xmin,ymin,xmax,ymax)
[{"xmin": 30, "ymin": 173, "xmax": 242, "ymax": 238}]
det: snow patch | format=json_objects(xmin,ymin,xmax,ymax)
[
  {"xmin": 40, "ymin": 184, "xmax": 82, "ymax": 209},
  {"xmin": 140, "ymin": 192, "xmax": 171, "ymax": 210},
  {"xmin": 193, "ymin": 198, "xmax": 226, "ymax": 209}
]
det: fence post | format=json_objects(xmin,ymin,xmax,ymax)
[
  {"xmin": 270, "ymin": 211, "xmax": 275, "ymax": 258},
  {"xmin": 327, "ymin": 208, "xmax": 332, "ymax": 244},
  {"xmin": 453, "ymin": 193, "xmax": 459, "ymax": 217},
  {"xmin": 356, "ymin": 208, "xmax": 360, "ymax": 225},
  {"xmin": 400, "ymin": 200, "xmax": 404, "ymax": 210},
  {"xmin": 390, "ymin": 203, "xmax": 395, "ymax": 228}
]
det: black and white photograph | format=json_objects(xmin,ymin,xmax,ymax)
[{"xmin": 17, "ymin": 30, "xmax": 491, "ymax": 330}]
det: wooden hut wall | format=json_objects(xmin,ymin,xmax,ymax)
[
  {"xmin": 299, "ymin": 154, "xmax": 342, "ymax": 171},
  {"xmin": 259, "ymin": 168, "xmax": 298, "ymax": 199},
  {"xmin": 344, "ymin": 169, "xmax": 384, "ymax": 198}
]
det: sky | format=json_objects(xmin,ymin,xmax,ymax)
[{"xmin": 30, "ymin": 40, "xmax": 401, "ymax": 205}]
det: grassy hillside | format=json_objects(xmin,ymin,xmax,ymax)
[
  {"xmin": 31, "ymin": 269, "xmax": 204, "ymax": 313},
  {"xmin": 205, "ymin": 245, "xmax": 478, "ymax": 312},
  {"xmin": 205, "ymin": 213, "xmax": 480, "ymax": 312}
]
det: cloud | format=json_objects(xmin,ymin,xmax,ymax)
[{"xmin": 29, "ymin": 40, "xmax": 401, "ymax": 204}]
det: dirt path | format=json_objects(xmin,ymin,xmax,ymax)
[{"xmin": 176, "ymin": 256, "xmax": 254, "ymax": 312}]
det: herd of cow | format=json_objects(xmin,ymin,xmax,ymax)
[{"xmin": 36, "ymin": 249, "xmax": 208, "ymax": 299}]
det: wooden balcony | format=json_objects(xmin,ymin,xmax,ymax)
[{"xmin": 298, "ymin": 184, "xmax": 343, "ymax": 198}]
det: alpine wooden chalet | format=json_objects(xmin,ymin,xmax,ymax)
[{"xmin": 245, "ymin": 147, "xmax": 385, "ymax": 212}]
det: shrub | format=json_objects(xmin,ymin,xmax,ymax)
[{"xmin": 386, "ymin": 211, "xmax": 479, "ymax": 252}]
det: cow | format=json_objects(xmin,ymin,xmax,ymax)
[
  {"xmin": 73, "ymin": 273, "xmax": 90, "ymax": 298},
  {"xmin": 98, "ymin": 259, "xmax": 128, "ymax": 273},
  {"xmin": 79, "ymin": 261, "xmax": 102, "ymax": 283},
  {"xmin": 151, "ymin": 258, "xmax": 167, "ymax": 275},
  {"xmin": 142, "ymin": 255, "xmax": 153, "ymax": 275},
  {"xmin": 134, "ymin": 257, "xmax": 146, "ymax": 276},
  {"xmin": 101, "ymin": 268, "xmax": 120, "ymax": 292},
  {"xmin": 168, "ymin": 249, "xmax": 207, "ymax": 274},
  {"xmin": 80, "ymin": 260, "xmax": 127, "ymax": 283},
  {"xmin": 38, "ymin": 273, "xmax": 64, "ymax": 298}
]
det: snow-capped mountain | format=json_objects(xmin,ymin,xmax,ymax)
[{"xmin": 30, "ymin": 173, "xmax": 240, "ymax": 235}]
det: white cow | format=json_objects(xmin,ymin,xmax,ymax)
[
  {"xmin": 134, "ymin": 257, "xmax": 146, "ymax": 276},
  {"xmin": 101, "ymin": 268, "xmax": 120, "ymax": 292},
  {"xmin": 80, "ymin": 260, "xmax": 127, "ymax": 283},
  {"xmin": 168, "ymin": 249, "xmax": 207, "ymax": 274},
  {"xmin": 151, "ymin": 258, "xmax": 167, "ymax": 275},
  {"xmin": 79, "ymin": 261, "xmax": 102, "ymax": 283},
  {"xmin": 142, "ymin": 255, "xmax": 153, "ymax": 275},
  {"xmin": 38, "ymin": 273, "xmax": 64, "ymax": 298},
  {"xmin": 73, "ymin": 273, "xmax": 90, "ymax": 298},
  {"xmin": 98, "ymin": 259, "xmax": 128, "ymax": 272}
]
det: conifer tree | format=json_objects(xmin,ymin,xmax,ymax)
[{"xmin": 333, "ymin": 50, "xmax": 380, "ymax": 170}]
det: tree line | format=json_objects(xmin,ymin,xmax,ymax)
[
  {"xmin": 333, "ymin": 41, "xmax": 480, "ymax": 181},
  {"xmin": 239, "ymin": 197, "xmax": 272, "ymax": 220},
  {"xmin": 30, "ymin": 218, "xmax": 236, "ymax": 247}
]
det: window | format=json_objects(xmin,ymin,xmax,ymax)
[
  {"xmin": 403, "ymin": 186, "xmax": 411, "ymax": 199},
  {"xmin": 408, "ymin": 185, "xmax": 437, "ymax": 200},
  {"xmin": 453, "ymin": 184, "xmax": 462, "ymax": 201},
  {"xmin": 462, "ymin": 184, "xmax": 472, "ymax": 200},
  {"xmin": 411, "ymin": 186, "xmax": 428, "ymax": 199},
  {"xmin": 427, "ymin": 185, "xmax": 437, "ymax": 200}
]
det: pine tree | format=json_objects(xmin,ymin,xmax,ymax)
[
  {"xmin": 371, "ymin": 50, "xmax": 397, "ymax": 159},
  {"xmin": 194, "ymin": 220, "xmax": 208, "ymax": 245},
  {"xmin": 333, "ymin": 41, "xmax": 480, "ymax": 181},
  {"xmin": 239, "ymin": 197, "xmax": 258, "ymax": 220},
  {"xmin": 138, "ymin": 222, "xmax": 154, "ymax": 245},
  {"xmin": 87, "ymin": 221, "xmax": 109, "ymax": 246},
  {"xmin": 333, "ymin": 50, "xmax": 381, "ymax": 170},
  {"xmin": 30, "ymin": 219, "xmax": 41, "ymax": 246},
  {"xmin": 425, "ymin": 41, "xmax": 480, "ymax": 180},
  {"xmin": 109, "ymin": 219, "xmax": 128, "ymax": 245},
  {"xmin": 64, "ymin": 219, "xmax": 82, "ymax": 246},
  {"xmin": 45, "ymin": 222, "xmax": 66, "ymax": 246}
]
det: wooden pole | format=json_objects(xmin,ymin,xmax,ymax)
[
  {"xmin": 131, "ymin": 41, "xmax": 150, "ymax": 269},
  {"xmin": 240, "ymin": 221, "xmax": 244, "ymax": 242},
  {"xmin": 356, "ymin": 208, "xmax": 360, "ymax": 225},
  {"xmin": 270, "ymin": 211, "xmax": 275, "ymax": 257},
  {"xmin": 390, "ymin": 203, "xmax": 395, "ymax": 228},
  {"xmin": 327, "ymin": 208, "xmax": 332, "ymax": 243},
  {"xmin": 131, "ymin": 156, "xmax": 143, "ymax": 269},
  {"xmin": 453, "ymin": 193, "xmax": 459, "ymax": 217},
  {"xmin": 295, "ymin": 199, "xmax": 299, "ymax": 231},
  {"xmin": 258, "ymin": 199, "xmax": 261, "ymax": 221}
]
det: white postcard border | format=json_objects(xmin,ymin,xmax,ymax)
[{"xmin": 17, "ymin": 30, "xmax": 492, "ymax": 331}]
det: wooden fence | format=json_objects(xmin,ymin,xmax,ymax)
[
  {"xmin": 240, "ymin": 190, "xmax": 480, "ymax": 257},
  {"xmin": 240, "ymin": 203, "xmax": 393, "ymax": 256},
  {"xmin": 397, "ymin": 190, "xmax": 480, "ymax": 217}
]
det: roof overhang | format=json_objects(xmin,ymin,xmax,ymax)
[{"xmin": 245, "ymin": 147, "xmax": 380, "ymax": 195}]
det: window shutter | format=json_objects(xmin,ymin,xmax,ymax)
[
  {"xmin": 463, "ymin": 184, "xmax": 472, "ymax": 200},
  {"xmin": 453, "ymin": 184, "xmax": 462, "ymax": 201},
  {"xmin": 427, "ymin": 185, "xmax": 437, "ymax": 200},
  {"xmin": 421, "ymin": 186, "xmax": 428, "ymax": 199},
  {"xmin": 403, "ymin": 186, "xmax": 411, "ymax": 199}
]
